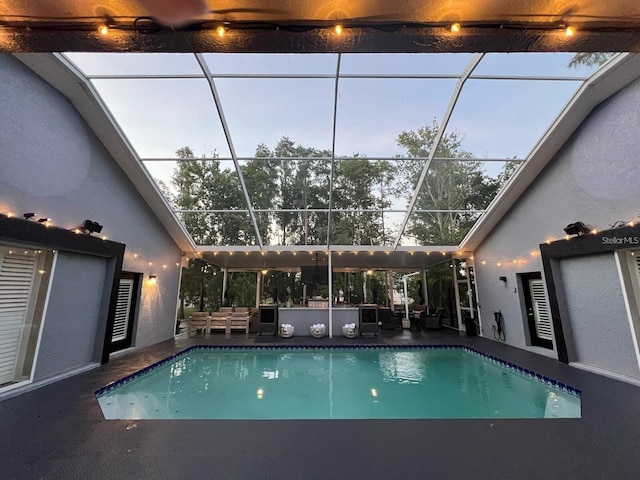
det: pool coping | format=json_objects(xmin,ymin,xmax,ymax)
[{"xmin": 95, "ymin": 344, "xmax": 582, "ymax": 399}]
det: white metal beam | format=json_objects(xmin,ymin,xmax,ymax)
[
  {"xmin": 194, "ymin": 53, "xmax": 264, "ymax": 248},
  {"xmin": 392, "ymin": 53, "xmax": 485, "ymax": 250}
]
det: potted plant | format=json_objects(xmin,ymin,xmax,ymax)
[
  {"xmin": 280, "ymin": 323, "xmax": 295, "ymax": 338},
  {"xmin": 310, "ymin": 323, "xmax": 326, "ymax": 338},
  {"xmin": 342, "ymin": 323, "xmax": 357, "ymax": 338}
]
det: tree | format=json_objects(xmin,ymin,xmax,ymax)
[
  {"xmin": 254, "ymin": 137, "xmax": 332, "ymax": 245},
  {"xmin": 331, "ymin": 158, "xmax": 394, "ymax": 245},
  {"xmin": 395, "ymin": 119, "xmax": 511, "ymax": 245},
  {"xmin": 172, "ymin": 147, "xmax": 254, "ymax": 245},
  {"xmin": 568, "ymin": 53, "xmax": 614, "ymax": 69}
]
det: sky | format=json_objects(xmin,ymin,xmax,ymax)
[{"xmin": 61, "ymin": 51, "xmax": 605, "ymax": 245}]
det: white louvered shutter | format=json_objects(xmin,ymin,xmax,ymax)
[
  {"xmin": 530, "ymin": 279, "xmax": 553, "ymax": 341},
  {"xmin": 0, "ymin": 251, "xmax": 37, "ymax": 384},
  {"xmin": 111, "ymin": 279, "xmax": 133, "ymax": 343}
]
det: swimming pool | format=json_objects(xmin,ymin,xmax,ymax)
[{"xmin": 96, "ymin": 346, "xmax": 581, "ymax": 420}]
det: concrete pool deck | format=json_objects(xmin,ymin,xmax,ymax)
[{"xmin": 2, "ymin": 329, "xmax": 640, "ymax": 479}]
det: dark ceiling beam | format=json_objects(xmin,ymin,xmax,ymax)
[{"xmin": 2, "ymin": 28, "xmax": 640, "ymax": 53}]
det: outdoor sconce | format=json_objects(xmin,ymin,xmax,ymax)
[
  {"xmin": 148, "ymin": 275, "xmax": 157, "ymax": 285},
  {"xmin": 23, "ymin": 212, "xmax": 36, "ymax": 220},
  {"xmin": 499, "ymin": 276, "xmax": 507, "ymax": 283}
]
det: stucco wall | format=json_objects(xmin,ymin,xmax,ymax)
[
  {"xmin": 559, "ymin": 253, "xmax": 638, "ymax": 378},
  {"xmin": 0, "ymin": 54, "xmax": 183, "ymax": 372},
  {"xmin": 34, "ymin": 252, "xmax": 107, "ymax": 379},
  {"xmin": 474, "ymin": 76, "xmax": 640, "ymax": 378}
]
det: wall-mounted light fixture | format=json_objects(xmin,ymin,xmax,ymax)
[
  {"xmin": 563, "ymin": 221, "xmax": 590, "ymax": 237},
  {"xmin": 23, "ymin": 212, "xmax": 36, "ymax": 220},
  {"xmin": 499, "ymin": 276, "xmax": 507, "ymax": 283},
  {"xmin": 148, "ymin": 275, "xmax": 157, "ymax": 285},
  {"xmin": 81, "ymin": 219, "xmax": 103, "ymax": 235}
]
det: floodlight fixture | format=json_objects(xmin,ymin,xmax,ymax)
[
  {"xmin": 81, "ymin": 219, "xmax": 103, "ymax": 235},
  {"xmin": 563, "ymin": 221, "xmax": 590, "ymax": 237},
  {"xmin": 23, "ymin": 212, "xmax": 36, "ymax": 220}
]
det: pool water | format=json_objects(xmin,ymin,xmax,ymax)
[{"xmin": 96, "ymin": 347, "xmax": 581, "ymax": 420}]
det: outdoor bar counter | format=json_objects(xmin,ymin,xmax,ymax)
[{"xmin": 278, "ymin": 306, "xmax": 359, "ymax": 336}]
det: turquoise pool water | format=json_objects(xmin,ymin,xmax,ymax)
[{"xmin": 96, "ymin": 347, "xmax": 581, "ymax": 420}]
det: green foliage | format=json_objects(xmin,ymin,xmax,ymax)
[
  {"xmin": 395, "ymin": 119, "xmax": 512, "ymax": 245},
  {"xmin": 172, "ymin": 124, "xmax": 515, "ymax": 309},
  {"xmin": 172, "ymin": 147, "xmax": 253, "ymax": 246},
  {"xmin": 253, "ymin": 137, "xmax": 332, "ymax": 245},
  {"xmin": 331, "ymin": 158, "xmax": 394, "ymax": 245},
  {"xmin": 568, "ymin": 53, "xmax": 614, "ymax": 69}
]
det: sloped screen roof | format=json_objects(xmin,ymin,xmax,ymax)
[{"xmin": 62, "ymin": 51, "xmax": 607, "ymax": 252}]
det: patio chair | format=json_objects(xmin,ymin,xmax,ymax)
[
  {"xmin": 228, "ymin": 311, "xmax": 250, "ymax": 335},
  {"xmin": 188, "ymin": 311, "xmax": 210, "ymax": 334},
  {"xmin": 378, "ymin": 306, "xmax": 402, "ymax": 331},
  {"xmin": 209, "ymin": 311, "xmax": 230, "ymax": 334},
  {"xmin": 421, "ymin": 307, "xmax": 444, "ymax": 330}
]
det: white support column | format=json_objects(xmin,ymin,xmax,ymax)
[
  {"xmin": 421, "ymin": 268, "xmax": 429, "ymax": 314},
  {"xmin": 363, "ymin": 271, "xmax": 367, "ymax": 303},
  {"xmin": 221, "ymin": 268, "xmax": 228, "ymax": 306},
  {"xmin": 452, "ymin": 262, "xmax": 462, "ymax": 331},
  {"xmin": 255, "ymin": 271, "xmax": 261, "ymax": 308},
  {"xmin": 328, "ymin": 251, "xmax": 333, "ymax": 338}
]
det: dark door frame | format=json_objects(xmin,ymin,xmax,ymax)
[
  {"xmin": 520, "ymin": 271, "xmax": 553, "ymax": 349},
  {"xmin": 0, "ymin": 214, "xmax": 125, "ymax": 364},
  {"xmin": 540, "ymin": 222, "xmax": 640, "ymax": 363}
]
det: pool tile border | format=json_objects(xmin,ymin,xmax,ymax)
[{"xmin": 95, "ymin": 344, "xmax": 581, "ymax": 398}]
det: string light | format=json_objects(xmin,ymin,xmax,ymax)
[
  {"xmin": 0, "ymin": 16, "xmax": 626, "ymax": 39},
  {"xmin": 477, "ymin": 217, "xmax": 639, "ymax": 267}
]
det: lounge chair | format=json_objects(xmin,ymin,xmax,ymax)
[
  {"xmin": 188, "ymin": 311, "xmax": 210, "ymax": 334},
  {"xmin": 228, "ymin": 311, "xmax": 250, "ymax": 335},
  {"xmin": 209, "ymin": 311, "xmax": 230, "ymax": 334}
]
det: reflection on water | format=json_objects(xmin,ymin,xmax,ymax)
[
  {"xmin": 97, "ymin": 348, "xmax": 581, "ymax": 420},
  {"xmin": 378, "ymin": 351, "xmax": 425, "ymax": 384}
]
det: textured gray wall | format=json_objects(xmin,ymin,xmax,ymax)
[
  {"xmin": 34, "ymin": 252, "xmax": 106, "ymax": 379},
  {"xmin": 0, "ymin": 54, "xmax": 183, "ymax": 374},
  {"xmin": 474, "ymin": 77, "xmax": 640, "ymax": 378},
  {"xmin": 559, "ymin": 254, "xmax": 638, "ymax": 378}
]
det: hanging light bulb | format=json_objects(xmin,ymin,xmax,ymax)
[
  {"xmin": 564, "ymin": 25, "xmax": 576, "ymax": 36},
  {"xmin": 334, "ymin": 24, "xmax": 343, "ymax": 35},
  {"xmin": 99, "ymin": 24, "xmax": 109, "ymax": 35},
  {"xmin": 217, "ymin": 25, "xmax": 226, "ymax": 37},
  {"xmin": 450, "ymin": 23, "xmax": 461, "ymax": 33}
]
